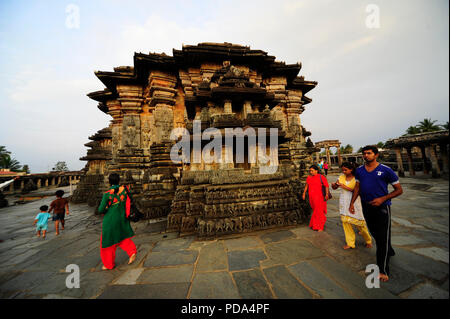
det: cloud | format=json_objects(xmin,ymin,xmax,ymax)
[
  {"xmin": 0, "ymin": 0, "xmax": 448, "ymax": 172},
  {"xmin": 8, "ymin": 66, "xmax": 98, "ymax": 104}
]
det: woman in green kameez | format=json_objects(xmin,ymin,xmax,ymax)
[{"xmin": 98, "ymin": 173, "xmax": 137, "ymax": 270}]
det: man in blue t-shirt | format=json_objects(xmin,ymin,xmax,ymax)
[{"xmin": 349, "ymin": 145, "xmax": 403, "ymax": 282}]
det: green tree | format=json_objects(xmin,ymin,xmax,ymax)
[
  {"xmin": 52, "ymin": 161, "xmax": 69, "ymax": 172},
  {"xmin": 377, "ymin": 141, "xmax": 385, "ymax": 149},
  {"xmin": 0, "ymin": 146, "xmax": 11, "ymax": 162},
  {"xmin": 440, "ymin": 121, "xmax": 449, "ymax": 130},
  {"xmin": 417, "ymin": 118, "xmax": 441, "ymax": 132},
  {"xmin": 340, "ymin": 144, "xmax": 353, "ymax": 154},
  {"xmin": 21, "ymin": 165, "xmax": 30, "ymax": 174},
  {"xmin": 0, "ymin": 154, "xmax": 22, "ymax": 171},
  {"xmin": 405, "ymin": 126, "xmax": 421, "ymax": 135}
]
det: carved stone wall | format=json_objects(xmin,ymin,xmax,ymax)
[{"xmin": 167, "ymin": 166, "xmax": 310, "ymax": 237}]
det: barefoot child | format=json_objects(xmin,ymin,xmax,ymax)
[
  {"xmin": 331, "ymin": 162, "xmax": 372, "ymax": 250},
  {"xmin": 33, "ymin": 205, "xmax": 51, "ymax": 238},
  {"xmin": 49, "ymin": 190, "xmax": 70, "ymax": 235}
]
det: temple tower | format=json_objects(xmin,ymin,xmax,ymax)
[{"xmin": 81, "ymin": 43, "xmax": 318, "ymax": 236}]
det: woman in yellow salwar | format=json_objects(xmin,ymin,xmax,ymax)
[
  {"xmin": 332, "ymin": 162, "xmax": 373, "ymax": 250},
  {"xmin": 98, "ymin": 173, "xmax": 137, "ymax": 270}
]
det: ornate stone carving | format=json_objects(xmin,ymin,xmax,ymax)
[{"xmin": 85, "ymin": 43, "xmax": 317, "ymax": 236}]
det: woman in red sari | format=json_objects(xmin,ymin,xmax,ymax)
[{"xmin": 302, "ymin": 165, "xmax": 330, "ymax": 231}]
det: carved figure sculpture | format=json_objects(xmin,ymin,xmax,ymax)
[{"xmin": 206, "ymin": 220, "xmax": 215, "ymax": 234}]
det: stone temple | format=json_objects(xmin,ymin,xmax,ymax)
[{"xmin": 73, "ymin": 42, "xmax": 318, "ymax": 237}]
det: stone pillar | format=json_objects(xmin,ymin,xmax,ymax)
[
  {"xmin": 148, "ymin": 72, "xmax": 177, "ymax": 144},
  {"xmin": 44, "ymin": 179, "xmax": 48, "ymax": 187},
  {"xmin": 427, "ymin": 145, "xmax": 441, "ymax": 178},
  {"xmin": 439, "ymin": 143, "xmax": 449, "ymax": 174},
  {"xmin": 243, "ymin": 100, "xmax": 252, "ymax": 119},
  {"xmin": 394, "ymin": 148, "xmax": 405, "ymax": 177},
  {"xmin": 36, "ymin": 179, "xmax": 41, "ymax": 188},
  {"xmin": 144, "ymin": 71, "xmax": 179, "ymax": 220},
  {"xmin": 20, "ymin": 180, "xmax": 25, "ymax": 190},
  {"xmin": 420, "ymin": 146, "xmax": 429, "ymax": 174},
  {"xmin": 406, "ymin": 147, "xmax": 415, "ymax": 176},
  {"xmin": 315, "ymin": 152, "xmax": 320, "ymax": 164},
  {"xmin": 117, "ymin": 85, "xmax": 143, "ymax": 151},
  {"xmin": 326, "ymin": 147, "xmax": 331, "ymax": 167},
  {"xmin": 337, "ymin": 147, "xmax": 342, "ymax": 166},
  {"xmin": 224, "ymin": 100, "xmax": 232, "ymax": 114},
  {"xmin": 106, "ymin": 100, "xmax": 123, "ymax": 167}
]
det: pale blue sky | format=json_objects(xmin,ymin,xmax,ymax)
[{"xmin": 0, "ymin": 0, "xmax": 448, "ymax": 173}]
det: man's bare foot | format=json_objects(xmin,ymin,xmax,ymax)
[
  {"xmin": 379, "ymin": 274, "xmax": 389, "ymax": 282},
  {"xmin": 102, "ymin": 265, "xmax": 109, "ymax": 270},
  {"xmin": 365, "ymin": 243, "xmax": 373, "ymax": 248},
  {"xmin": 55, "ymin": 233, "xmax": 59, "ymax": 236},
  {"xmin": 128, "ymin": 253, "xmax": 136, "ymax": 265},
  {"xmin": 317, "ymin": 229, "xmax": 323, "ymax": 232},
  {"xmin": 36, "ymin": 234, "xmax": 40, "ymax": 237},
  {"xmin": 343, "ymin": 245, "xmax": 354, "ymax": 250}
]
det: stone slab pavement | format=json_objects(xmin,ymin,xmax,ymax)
[{"xmin": 0, "ymin": 175, "xmax": 448, "ymax": 299}]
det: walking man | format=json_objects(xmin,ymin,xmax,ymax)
[{"xmin": 349, "ymin": 145, "xmax": 403, "ymax": 282}]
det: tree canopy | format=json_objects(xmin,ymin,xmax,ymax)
[
  {"xmin": 0, "ymin": 146, "xmax": 22, "ymax": 172},
  {"xmin": 404, "ymin": 118, "xmax": 446, "ymax": 135},
  {"xmin": 339, "ymin": 144, "xmax": 353, "ymax": 154},
  {"xmin": 52, "ymin": 161, "xmax": 69, "ymax": 172},
  {"xmin": 21, "ymin": 165, "xmax": 30, "ymax": 174}
]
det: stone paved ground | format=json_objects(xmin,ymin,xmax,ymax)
[{"xmin": 0, "ymin": 174, "xmax": 448, "ymax": 299}]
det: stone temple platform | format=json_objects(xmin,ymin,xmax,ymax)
[{"xmin": 0, "ymin": 174, "xmax": 448, "ymax": 299}]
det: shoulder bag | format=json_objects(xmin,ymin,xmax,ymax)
[
  {"xmin": 123, "ymin": 185, "xmax": 144, "ymax": 222},
  {"xmin": 319, "ymin": 174, "xmax": 332, "ymax": 201}
]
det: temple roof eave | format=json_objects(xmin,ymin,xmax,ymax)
[
  {"xmin": 287, "ymin": 77, "xmax": 318, "ymax": 94},
  {"xmin": 384, "ymin": 130, "xmax": 449, "ymax": 148},
  {"xmin": 301, "ymin": 95, "xmax": 312, "ymax": 105},
  {"xmin": 263, "ymin": 63, "xmax": 302, "ymax": 83},
  {"xmin": 134, "ymin": 52, "xmax": 178, "ymax": 81},
  {"xmin": 87, "ymin": 89, "xmax": 116, "ymax": 102},
  {"xmin": 94, "ymin": 70, "xmax": 138, "ymax": 93},
  {"xmin": 172, "ymin": 43, "xmax": 276, "ymax": 69}
]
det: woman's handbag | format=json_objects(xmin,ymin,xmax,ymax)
[
  {"xmin": 319, "ymin": 175, "xmax": 332, "ymax": 201},
  {"xmin": 123, "ymin": 186, "xmax": 144, "ymax": 222}
]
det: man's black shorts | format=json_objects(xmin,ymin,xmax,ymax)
[{"xmin": 52, "ymin": 213, "xmax": 65, "ymax": 221}]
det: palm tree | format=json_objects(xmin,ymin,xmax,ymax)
[
  {"xmin": 417, "ymin": 118, "xmax": 441, "ymax": 132},
  {"xmin": 405, "ymin": 126, "xmax": 421, "ymax": 135},
  {"xmin": 0, "ymin": 154, "xmax": 22, "ymax": 172},
  {"xmin": 0, "ymin": 146, "xmax": 11, "ymax": 162},
  {"xmin": 440, "ymin": 121, "xmax": 449, "ymax": 130}
]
